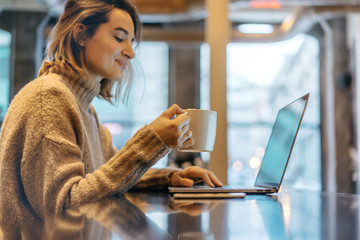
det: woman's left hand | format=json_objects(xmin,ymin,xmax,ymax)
[{"xmin": 169, "ymin": 166, "xmax": 223, "ymax": 188}]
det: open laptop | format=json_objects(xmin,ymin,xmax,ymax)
[{"xmin": 169, "ymin": 93, "xmax": 310, "ymax": 195}]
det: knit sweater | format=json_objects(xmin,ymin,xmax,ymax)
[{"xmin": 0, "ymin": 66, "xmax": 176, "ymax": 221}]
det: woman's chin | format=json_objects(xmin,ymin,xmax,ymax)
[{"xmin": 108, "ymin": 74, "xmax": 124, "ymax": 83}]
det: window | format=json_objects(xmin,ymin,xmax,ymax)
[
  {"xmin": 0, "ymin": 29, "xmax": 11, "ymax": 122},
  {"xmin": 201, "ymin": 34, "xmax": 321, "ymax": 190},
  {"xmin": 92, "ymin": 42, "xmax": 169, "ymax": 168}
]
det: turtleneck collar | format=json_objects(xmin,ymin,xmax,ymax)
[{"xmin": 38, "ymin": 61, "xmax": 101, "ymax": 108}]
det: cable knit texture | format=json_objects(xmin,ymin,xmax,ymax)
[{"xmin": 0, "ymin": 63, "xmax": 176, "ymax": 222}]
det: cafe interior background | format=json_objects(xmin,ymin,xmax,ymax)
[{"xmin": 0, "ymin": 0, "xmax": 359, "ymax": 195}]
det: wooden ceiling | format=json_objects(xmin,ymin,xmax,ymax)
[
  {"xmin": 134, "ymin": 0, "xmax": 360, "ymax": 14},
  {"xmin": 134, "ymin": 0, "xmax": 204, "ymax": 14},
  {"xmin": 3, "ymin": 0, "xmax": 359, "ymax": 16},
  {"xmin": 135, "ymin": 0, "xmax": 188, "ymax": 14}
]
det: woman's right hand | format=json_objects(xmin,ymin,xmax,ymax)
[{"xmin": 149, "ymin": 104, "xmax": 194, "ymax": 148}]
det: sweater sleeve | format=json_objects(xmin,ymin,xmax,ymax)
[
  {"xmin": 91, "ymin": 106, "xmax": 180, "ymax": 191},
  {"xmin": 21, "ymin": 125, "xmax": 170, "ymax": 217},
  {"xmin": 131, "ymin": 167, "xmax": 180, "ymax": 191}
]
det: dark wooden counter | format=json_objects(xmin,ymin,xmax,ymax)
[{"xmin": 1, "ymin": 188, "xmax": 359, "ymax": 239}]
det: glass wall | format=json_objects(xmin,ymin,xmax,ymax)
[
  {"xmin": 91, "ymin": 42, "xmax": 169, "ymax": 168},
  {"xmin": 201, "ymin": 34, "xmax": 321, "ymax": 190},
  {"xmin": 0, "ymin": 29, "xmax": 11, "ymax": 123}
]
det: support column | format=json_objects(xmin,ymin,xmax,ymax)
[
  {"xmin": 316, "ymin": 17, "xmax": 355, "ymax": 193},
  {"xmin": 0, "ymin": 11, "xmax": 46, "ymax": 100},
  {"xmin": 348, "ymin": 14, "xmax": 360, "ymax": 194},
  {"xmin": 205, "ymin": 0, "xmax": 230, "ymax": 184},
  {"xmin": 330, "ymin": 18, "xmax": 355, "ymax": 194},
  {"xmin": 168, "ymin": 43, "xmax": 201, "ymax": 109}
]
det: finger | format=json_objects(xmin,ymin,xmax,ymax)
[
  {"xmin": 180, "ymin": 124, "xmax": 190, "ymax": 138},
  {"xmin": 181, "ymin": 134, "xmax": 194, "ymax": 148},
  {"xmin": 179, "ymin": 178, "xmax": 194, "ymax": 187},
  {"xmin": 178, "ymin": 130, "xmax": 193, "ymax": 148},
  {"xmin": 170, "ymin": 171, "xmax": 194, "ymax": 187},
  {"xmin": 200, "ymin": 172, "xmax": 215, "ymax": 188},
  {"xmin": 207, "ymin": 171, "xmax": 224, "ymax": 187},
  {"xmin": 181, "ymin": 168, "xmax": 215, "ymax": 188},
  {"xmin": 195, "ymin": 169, "xmax": 222, "ymax": 187},
  {"xmin": 181, "ymin": 206, "xmax": 204, "ymax": 216},
  {"xmin": 175, "ymin": 107, "xmax": 186, "ymax": 115},
  {"xmin": 192, "ymin": 168, "xmax": 217, "ymax": 188},
  {"xmin": 178, "ymin": 126, "xmax": 190, "ymax": 143},
  {"xmin": 182, "ymin": 139, "xmax": 194, "ymax": 148},
  {"xmin": 163, "ymin": 104, "xmax": 185, "ymax": 118},
  {"xmin": 174, "ymin": 114, "xmax": 190, "ymax": 130},
  {"xmin": 177, "ymin": 202, "xmax": 194, "ymax": 207}
]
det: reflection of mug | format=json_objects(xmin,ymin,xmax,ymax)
[{"xmin": 178, "ymin": 109, "xmax": 217, "ymax": 152}]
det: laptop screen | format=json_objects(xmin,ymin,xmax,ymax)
[{"xmin": 254, "ymin": 93, "xmax": 309, "ymax": 189}]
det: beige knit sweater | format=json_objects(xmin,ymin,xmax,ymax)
[{"xmin": 0, "ymin": 65, "xmax": 177, "ymax": 221}]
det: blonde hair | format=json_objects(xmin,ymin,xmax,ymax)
[{"xmin": 39, "ymin": 0, "xmax": 141, "ymax": 103}]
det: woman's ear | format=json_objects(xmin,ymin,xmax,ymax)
[{"xmin": 73, "ymin": 23, "xmax": 87, "ymax": 46}]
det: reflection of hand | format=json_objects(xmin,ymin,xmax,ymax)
[
  {"xmin": 170, "ymin": 166, "xmax": 223, "ymax": 188},
  {"xmin": 149, "ymin": 104, "xmax": 194, "ymax": 148},
  {"xmin": 169, "ymin": 201, "xmax": 218, "ymax": 216}
]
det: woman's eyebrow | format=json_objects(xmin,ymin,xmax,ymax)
[
  {"xmin": 114, "ymin": 27, "xmax": 135, "ymax": 42},
  {"xmin": 114, "ymin": 27, "xmax": 129, "ymax": 35}
]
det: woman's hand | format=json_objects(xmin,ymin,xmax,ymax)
[
  {"xmin": 169, "ymin": 201, "xmax": 218, "ymax": 216},
  {"xmin": 169, "ymin": 166, "xmax": 223, "ymax": 188},
  {"xmin": 149, "ymin": 104, "xmax": 194, "ymax": 148}
]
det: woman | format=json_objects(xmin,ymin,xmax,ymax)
[{"xmin": 0, "ymin": 0, "xmax": 222, "ymax": 219}]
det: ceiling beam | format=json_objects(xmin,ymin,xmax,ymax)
[{"xmin": 135, "ymin": 0, "xmax": 189, "ymax": 14}]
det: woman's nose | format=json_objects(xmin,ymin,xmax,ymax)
[{"xmin": 122, "ymin": 43, "xmax": 135, "ymax": 59}]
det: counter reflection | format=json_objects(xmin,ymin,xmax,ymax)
[
  {"xmin": 0, "ymin": 195, "xmax": 172, "ymax": 240},
  {"xmin": 0, "ymin": 190, "xmax": 359, "ymax": 240}
]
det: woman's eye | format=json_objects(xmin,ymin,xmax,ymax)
[{"xmin": 114, "ymin": 36, "xmax": 124, "ymax": 43}]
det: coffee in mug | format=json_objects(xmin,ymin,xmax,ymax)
[{"xmin": 178, "ymin": 109, "xmax": 217, "ymax": 152}]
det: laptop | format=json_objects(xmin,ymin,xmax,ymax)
[{"xmin": 169, "ymin": 93, "xmax": 310, "ymax": 195}]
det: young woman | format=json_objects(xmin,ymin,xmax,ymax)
[{"xmin": 0, "ymin": 0, "xmax": 222, "ymax": 219}]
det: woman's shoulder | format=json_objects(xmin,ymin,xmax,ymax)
[
  {"xmin": 3, "ymin": 73, "xmax": 84, "ymax": 137},
  {"xmin": 13, "ymin": 73, "xmax": 76, "ymax": 106},
  {"xmin": 22, "ymin": 73, "xmax": 71, "ymax": 96},
  {"xmin": 7, "ymin": 74, "xmax": 78, "ymax": 122},
  {"xmin": 2, "ymin": 75, "xmax": 68, "ymax": 132}
]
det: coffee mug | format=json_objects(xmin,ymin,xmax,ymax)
[{"xmin": 178, "ymin": 109, "xmax": 217, "ymax": 152}]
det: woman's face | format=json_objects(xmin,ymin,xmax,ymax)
[{"xmin": 83, "ymin": 8, "xmax": 135, "ymax": 83}]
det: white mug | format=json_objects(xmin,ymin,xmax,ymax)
[{"xmin": 178, "ymin": 109, "xmax": 217, "ymax": 152}]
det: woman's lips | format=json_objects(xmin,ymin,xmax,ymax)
[{"xmin": 115, "ymin": 59, "xmax": 127, "ymax": 70}]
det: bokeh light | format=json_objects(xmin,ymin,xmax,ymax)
[{"xmin": 249, "ymin": 156, "xmax": 261, "ymax": 169}]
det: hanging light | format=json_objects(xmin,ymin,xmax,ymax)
[
  {"xmin": 250, "ymin": 0, "xmax": 281, "ymax": 9},
  {"xmin": 237, "ymin": 24, "xmax": 274, "ymax": 34}
]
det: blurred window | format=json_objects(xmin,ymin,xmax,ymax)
[
  {"xmin": 92, "ymin": 42, "xmax": 169, "ymax": 168},
  {"xmin": 0, "ymin": 29, "xmax": 11, "ymax": 123},
  {"xmin": 201, "ymin": 34, "xmax": 321, "ymax": 190}
]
